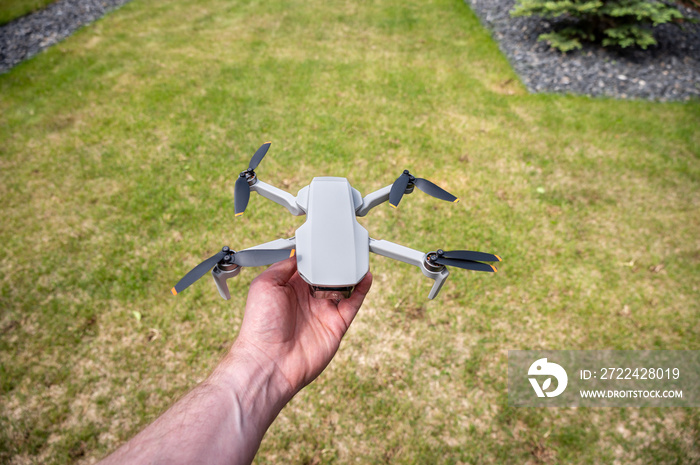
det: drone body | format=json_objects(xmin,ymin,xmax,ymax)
[
  {"xmin": 295, "ymin": 177, "xmax": 369, "ymax": 295},
  {"xmin": 173, "ymin": 143, "xmax": 501, "ymax": 301}
]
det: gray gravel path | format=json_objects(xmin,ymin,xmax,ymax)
[
  {"xmin": 464, "ymin": 0, "xmax": 700, "ymax": 101},
  {"xmin": 0, "ymin": 0, "xmax": 132, "ymax": 74},
  {"xmin": 2, "ymin": 0, "xmax": 699, "ymax": 101}
]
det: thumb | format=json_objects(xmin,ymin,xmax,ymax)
[
  {"xmin": 337, "ymin": 272, "xmax": 373, "ymax": 327},
  {"xmin": 252, "ymin": 256, "xmax": 297, "ymax": 288}
]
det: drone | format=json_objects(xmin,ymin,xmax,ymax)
[{"xmin": 172, "ymin": 142, "xmax": 501, "ymax": 301}]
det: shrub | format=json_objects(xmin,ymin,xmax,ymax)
[{"xmin": 510, "ymin": 0, "xmax": 690, "ymax": 52}]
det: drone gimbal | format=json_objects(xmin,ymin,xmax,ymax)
[{"xmin": 172, "ymin": 142, "xmax": 501, "ymax": 301}]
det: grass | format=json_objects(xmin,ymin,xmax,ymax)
[
  {"xmin": 0, "ymin": 0, "xmax": 56, "ymax": 24},
  {"xmin": 1, "ymin": 0, "xmax": 699, "ymax": 463}
]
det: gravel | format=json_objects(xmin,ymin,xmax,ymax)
[
  {"xmin": 2, "ymin": 0, "xmax": 698, "ymax": 101},
  {"xmin": 0, "ymin": 0, "xmax": 132, "ymax": 74},
  {"xmin": 464, "ymin": 0, "xmax": 700, "ymax": 101}
]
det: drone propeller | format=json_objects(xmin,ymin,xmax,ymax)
[
  {"xmin": 235, "ymin": 142, "xmax": 271, "ymax": 216},
  {"xmin": 171, "ymin": 246, "xmax": 294, "ymax": 295},
  {"xmin": 389, "ymin": 170, "xmax": 459, "ymax": 208},
  {"xmin": 426, "ymin": 249, "xmax": 501, "ymax": 273}
]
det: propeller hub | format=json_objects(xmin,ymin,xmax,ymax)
[
  {"xmin": 424, "ymin": 252, "xmax": 445, "ymax": 272},
  {"xmin": 239, "ymin": 169, "xmax": 258, "ymax": 186},
  {"xmin": 219, "ymin": 249, "xmax": 239, "ymax": 271}
]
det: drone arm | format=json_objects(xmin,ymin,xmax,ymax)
[
  {"xmin": 241, "ymin": 237, "xmax": 297, "ymax": 252},
  {"xmin": 368, "ymin": 238, "xmax": 450, "ymax": 299},
  {"xmin": 356, "ymin": 185, "xmax": 392, "ymax": 217},
  {"xmin": 368, "ymin": 238, "xmax": 423, "ymax": 267},
  {"xmin": 211, "ymin": 238, "xmax": 297, "ymax": 300},
  {"xmin": 251, "ymin": 180, "xmax": 305, "ymax": 216}
]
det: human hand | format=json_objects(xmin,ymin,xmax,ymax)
[
  {"xmin": 232, "ymin": 257, "xmax": 372, "ymax": 397},
  {"xmin": 100, "ymin": 257, "xmax": 371, "ymax": 465}
]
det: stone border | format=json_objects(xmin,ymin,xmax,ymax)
[
  {"xmin": 0, "ymin": 0, "xmax": 133, "ymax": 74},
  {"xmin": 464, "ymin": 0, "xmax": 700, "ymax": 101}
]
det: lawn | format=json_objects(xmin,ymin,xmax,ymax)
[
  {"xmin": 0, "ymin": 0, "xmax": 699, "ymax": 463},
  {"xmin": 0, "ymin": 0, "xmax": 56, "ymax": 24}
]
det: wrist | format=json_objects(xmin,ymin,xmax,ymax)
[{"xmin": 207, "ymin": 341, "xmax": 295, "ymax": 435}]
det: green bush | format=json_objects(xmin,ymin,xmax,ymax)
[{"xmin": 510, "ymin": 0, "xmax": 689, "ymax": 52}]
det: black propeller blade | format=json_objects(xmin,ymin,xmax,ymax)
[
  {"xmin": 440, "ymin": 250, "xmax": 502, "ymax": 263},
  {"xmin": 414, "ymin": 178, "xmax": 459, "ymax": 202},
  {"xmin": 389, "ymin": 170, "xmax": 459, "ymax": 208},
  {"xmin": 249, "ymin": 142, "xmax": 271, "ymax": 171},
  {"xmin": 172, "ymin": 246, "xmax": 295, "ymax": 295},
  {"xmin": 172, "ymin": 249, "xmax": 228, "ymax": 295},
  {"xmin": 389, "ymin": 171, "xmax": 411, "ymax": 208},
  {"xmin": 426, "ymin": 249, "xmax": 501, "ymax": 273},
  {"xmin": 234, "ymin": 175, "xmax": 250, "ymax": 216},
  {"xmin": 235, "ymin": 142, "xmax": 271, "ymax": 216}
]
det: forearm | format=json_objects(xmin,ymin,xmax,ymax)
[{"xmin": 100, "ymin": 343, "xmax": 294, "ymax": 465}]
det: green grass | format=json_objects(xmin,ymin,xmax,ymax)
[
  {"xmin": 1, "ymin": 0, "xmax": 699, "ymax": 463},
  {"xmin": 0, "ymin": 0, "xmax": 56, "ymax": 24}
]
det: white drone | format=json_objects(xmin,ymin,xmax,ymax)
[{"xmin": 172, "ymin": 142, "xmax": 501, "ymax": 300}]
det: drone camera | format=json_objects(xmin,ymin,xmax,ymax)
[{"xmin": 309, "ymin": 285, "xmax": 355, "ymax": 300}]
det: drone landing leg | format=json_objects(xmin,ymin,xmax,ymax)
[
  {"xmin": 212, "ymin": 265, "xmax": 241, "ymax": 300},
  {"xmin": 426, "ymin": 269, "xmax": 449, "ymax": 299}
]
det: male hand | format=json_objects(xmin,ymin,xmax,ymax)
[
  {"xmin": 233, "ymin": 257, "xmax": 373, "ymax": 396},
  {"xmin": 100, "ymin": 257, "xmax": 371, "ymax": 465}
]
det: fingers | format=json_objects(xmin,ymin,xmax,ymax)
[
  {"xmin": 353, "ymin": 271, "xmax": 373, "ymax": 301},
  {"xmin": 252, "ymin": 256, "xmax": 297, "ymax": 287},
  {"xmin": 337, "ymin": 272, "xmax": 373, "ymax": 327}
]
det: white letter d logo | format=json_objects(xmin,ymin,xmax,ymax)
[{"xmin": 528, "ymin": 358, "xmax": 568, "ymax": 398}]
